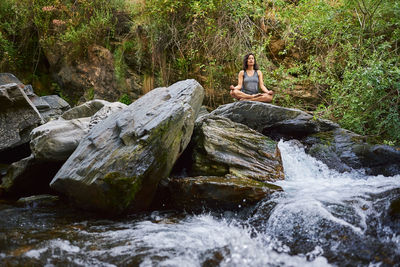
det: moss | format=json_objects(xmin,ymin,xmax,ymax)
[{"xmin": 103, "ymin": 171, "xmax": 142, "ymax": 213}]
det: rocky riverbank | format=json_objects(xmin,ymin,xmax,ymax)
[{"xmin": 1, "ymin": 74, "xmax": 399, "ymax": 216}]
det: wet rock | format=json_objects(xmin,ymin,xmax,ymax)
[
  {"xmin": 167, "ymin": 176, "xmax": 282, "ymax": 211},
  {"xmin": 0, "ymin": 83, "xmax": 43, "ymax": 153},
  {"xmin": 302, "ymin": 128, "xmax": 400, "ymax": 176},
  {"xmin": 191, "ymin": 116, "xmax": 284, "ymax": 182},
  {"xmin": 389, "ymin": 198, "xmax": 400, "ymax": 220},
  {"xmin": 50, "ymin": 79, "xmax": 204, "ymax": 215},
  {"xmin": 0, "ymin": 155, "xmax": 63, "ymax": 198},
  {"xmin": 210, "ymin": 101, "xmax": 338, "ymax": 140},
  {"xmin": 17, "ymin": 194, "xmax": 60, "ymax": 207}
]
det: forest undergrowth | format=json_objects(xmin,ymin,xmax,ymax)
[{"xmin": 0, "ymin": 0, "xmax": 399, "ymax": 144}]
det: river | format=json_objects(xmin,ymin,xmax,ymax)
[{"xmin": 1, "ymin": 141, "xmax": 399, "ymax": 266}]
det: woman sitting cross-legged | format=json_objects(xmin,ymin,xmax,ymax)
[{"xmin": 230, "ymin": 53, "xmax": 274, "ymax": 103}]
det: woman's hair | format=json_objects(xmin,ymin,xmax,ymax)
[{"xmin": 243, "ymin": 53, "xmax": 259, "ymax": 70}]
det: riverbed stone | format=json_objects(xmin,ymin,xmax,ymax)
[
  {"xmin": 167, "ymin": 176, "xmax": 282, "ymax": 211},
  {"xmin": 190, "ymin": 116, "xmax": 284, "ymax": 182},
  {"xmin": 210, "ymin": 101, "xmax": 338, "ymax": 139},
  {"xmin": 16, "ymin": 194, "xmax": 60, "ymax": 207},
  {"xmin": 0, "ymin": 83, "xmax": 43, "ymax": 153},
  {"xmin": 302, "ymin": 128, "xmax": 400, "ymax": 176},
  {"xmin": 50, "ymin": 79, "xmax": 204, "ymax": 215}
]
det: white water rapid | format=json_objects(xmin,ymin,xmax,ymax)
[{"xmin": 1, "ymin": 140, "xmax": 399, "ymax": 266}]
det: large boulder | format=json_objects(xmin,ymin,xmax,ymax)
[
  {"xmin": 50, "ymin": 79, "xmax": 204, "ymax": 215},
  {"xmin": 1, "ymin": 101, "xmax": 127, "ymax": 198},
  {"xmin": 30, "ymin": 117, "xmax": 91, "ymax": 161},
  {"xmin": 210, "ymin": 101, "xmax": 400, "ymax": 176},
  {"xmin": 210, "ymin": 101, "xmax": 338, "ymax": 139},
  {"xmin": 302, "ymin": 129, "xmax": 400, "ymax": 176},
  {"xmin": 157, "ymin": 115, "xmax": 284, "ymax": 212},
  {"xmin": 166, "ymin": 176, "xmax": 282, "ymax": 211},
  {"xmin": 30, "ymin": 101, "xmax": 127, "ymax": 161},
  {"xmin": 0, "ymin": 83, "xmax": 43, "ymax": 152},
  {"xmin": 190, "ymin": 116, "xmax": 284, "ymax": 181}
]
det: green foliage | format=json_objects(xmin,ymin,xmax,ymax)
[
  {"xmin": 0, "ymin": 0, "xmax": 125, "ymax": 75},
  {"xmin": 329, "ymin": 50, "xmax": 400, "ymax": 142},
  {"xmin": 1, "ymin": 0, "xmax": 399, "ymax": 144},
  {"xmin": 118, "ymin": 94, "xmax": 132, "ymax": 105},
  {"xmin": 134, "ymin": 0, "xmax": 271, "ymax": 106},
  {"xmin": 271, "ymin": 0, "xmax": 400, "ymax": 144},
  {"xmin": 84, "ymin": 87, "xmax": 95, "ymax": 101}
]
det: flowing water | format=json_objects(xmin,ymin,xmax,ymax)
[{"xmin": 0, "ymin": 141, "xmax": 399, "ymax": 266}]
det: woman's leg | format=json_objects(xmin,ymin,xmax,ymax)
[
  {"xmin": 230, "ymin": 89, "xmax": 257, "ymax": 100},
  {"xmin": 248, "ymin": 93, "xmax": 273, "ymax": 103}
]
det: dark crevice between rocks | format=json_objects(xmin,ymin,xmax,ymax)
[
  {"xmin": 150, "ymin": 142, "xmax": 197, "ymax": 211},
  {"xmin": 0, "ymin": 143, "xmax": 31, "ymax": 164},
  {"xmin": 1, "ymin": 161, "xmax": 64, "ymax": 200},
  {"xmin": 262, "ymin": 124, "xmax": 317, "ymax": 141},
  {"xmin": 169, "ymin": 137, "xmax": 197, "ymax": 178}
]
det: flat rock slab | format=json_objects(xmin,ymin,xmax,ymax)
[
  {"xmin": 34, "ymin": 95, "xmax": 71, "ymax": 122},
  {"xmin": 50, "ymin": 79, "xmax": 204, "ymax": 215},
  {"xmin": 210, "ymin": 101, "xmax": 338, "ymax": 139}
]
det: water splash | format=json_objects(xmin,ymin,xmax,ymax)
[
  {"xmin": 22, "ymin": 213, "xmax": 329, "ymax": 266},
  {"xmin": 248, "ymin": 140, "xmax": 400, "ymax": 265},
  {"xmin": 0, "ymin": 140, "xmax": 399, "ymax": 266}
]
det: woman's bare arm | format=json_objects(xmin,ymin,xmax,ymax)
[
  {"xmin": 230, "ymin": 70, "xmax": 244, "ymax": 90},
  {"xmin": 258, "ymin": 70, "xmax": 273, "ymax": 94}
]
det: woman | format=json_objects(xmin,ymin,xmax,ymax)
[{"xmin": 230, "ymin": 53, "xmax": 273, "ymax": 102}]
